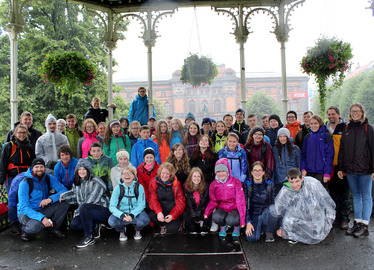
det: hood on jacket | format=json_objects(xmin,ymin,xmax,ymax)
[
  {"xmin": 185, "ymin": 112, "xmax": 196, "ymax": 122},
  {"xmin": 75, "ymin": 158, "xmax": 94, "ymax": 175},
  {"xmin": 215, "ymin": 158, "xmax": 232, "ymax": 178},
  {"xmin": 45, "ymin": 114, "xmax": 57, "ymax": 133},
  {"xmin": 136, "ymin": 94, "xmax": 148, "ymax": 101},
  {"xmin": 312, "ymin": 125, "xmax": 328, "ymax": 134},
  {"xmin": 24, "ymin": 166, "xmax": 46, "ymax": 180}
]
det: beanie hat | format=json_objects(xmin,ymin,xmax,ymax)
[
  {"xmin": 215, "ymin": 163, "xmax": 229, "ymax": 174},
  {"xmin": 148, "ymin": 117, "xmax": 156, "ymax": 121},
  {"xmin": 211, "ymin": 119, "xmax": 216, "ymax": 123},
  {"xmin": 185, "ymin": 112, "xmax": 196, "ymax": 123},
  {"xmin": 250, "ymin": 126, "xmax": 265, "ymax": 136},
  {"xmin": 31, "ymin": 158, "xmax": 45, "ymax": 169},
  {"xmin": 201, "ymin": 117, "xmax": 212, "ymax": 126},
  {"xmin": 119, "ymin": 116, "xmax": 129, "ymax": 125},
  {"xmin": 269, "ymin": 114, "xmax": 282, "ymax": 126},
  {"xmin": 277, "ymin": 128, "xmax": 291, "ymax": 139},
  {"xmin": 116, "ymin": 150, "xmax": 130, "ymax": 161},
  {"xmin": 235, "ymin": 108, "xmax": 245, "ymax": 117},
  {"xmin": 143, "ymin": 147, "xmax": 155, "ymax": 158},
  {"xmin": 109, "ymin": 119, "xmax": 120, "ymax": 129},
  {"xmin": 287, "ymin": 110, "xmax": 298, "ymax": 119}
]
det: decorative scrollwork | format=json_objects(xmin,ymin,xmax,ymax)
[
  {"xmin": 245, "ymin": 7, "xmax": 279, "ymax": 34},
  {"xmin": 285, "ymin": 0, "xmax": 305, "ymax": 31}
]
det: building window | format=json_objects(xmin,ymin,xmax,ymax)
[
  {"xmin": 214, "ymin": 99, "xmax": 221, "ymax": 113},
  {"xmin": 201, "ymin": 100, "xmax": 208, "ymax": 113},
  {"xmin": 189, "ymin": 100, "xmax": 196, "ymax": 113},
  {"xmin": 266, "ymin": 88, "xmax": 271, "ymax": 93},
  {"xmin": 161, "ymin": 91, "xmax": 166, "ymax": 97},
  {"xmin": 165, "ymin": 102, "xmax": 170, "ymax": 115}
]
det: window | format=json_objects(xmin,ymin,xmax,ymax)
[
  {"xmin": 189, "ymin": 100, "xmax": 196, "ymax": 113},
  {"xmin": 214, "ymin": 99, "xmax": 221, "ymax": 113},
  {"xmin": 165, "ymin": 102, "xmax": 170, "ymax": 115}
]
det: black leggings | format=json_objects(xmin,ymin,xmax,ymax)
[{"xmin": 212, "ymin": 208, "xmax": 240, "ymax": 227}]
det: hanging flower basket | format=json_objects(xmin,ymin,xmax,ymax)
[
  {"xmin": 180, "ymin": 54, "xmax": 218, "ymax": 87},
  {"xmin": 300, "ymin": 37, "xmax": 353, "ymax": 115},
  {"xmin": 39, "ymin": 50, "xmax": 97, "ymax": 95}
]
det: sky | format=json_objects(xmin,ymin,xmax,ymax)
[{"xmin": 112, "ymin": 0, "xmax": 374, "ymax": 83}]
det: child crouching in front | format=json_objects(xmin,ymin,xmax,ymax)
[{"xmin": 270, "ymin": 168, "xmax": 336, "ymax": 244}]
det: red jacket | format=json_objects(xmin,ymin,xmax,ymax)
[
  {"xmin": 137, "ymin": 161, "xmax": 160, "ymax": 202},
  {"xmin": 148, "ymin": 176, "xmax": 185, "ymax": 220}
]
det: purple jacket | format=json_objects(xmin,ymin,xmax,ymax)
[{"xmin": 204, "ymin": 158, "xmax": 246, "ymax": 226}]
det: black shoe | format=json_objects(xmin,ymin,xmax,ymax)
[
  {"xmin": 49, "ymin": 229, "xmax": 66, "ymax": 239},
  {"xmin": 10, "ymin": 222, "xmax": 22, "ymax": 235},
  {"xmin": 93, "ymin": 224, "xmax": 101, "ymax": 239},
  {"xmin": 354, "ymin": 224, "xmax": 369, "ymax": 238},
  {"xmin": 76, "ymin": 235, "xmax": 96, "ymax": 248},
  {"xmin": 20, "ymin": 231, "xmax": 30, "ymax": 242},
  {"xmin": 346, "ymin": 221, "xmax": 361, "ymax": 235}
]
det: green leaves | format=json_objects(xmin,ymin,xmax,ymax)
[
  {"xmin": 180, "ymin": 54, "xmax": 218, "ymax": 87},
  {"xmin": 246, "ymin": 92, "xmax": 281, "ymax": 119}
]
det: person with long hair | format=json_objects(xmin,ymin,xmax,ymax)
[
  {"xmin": 165, "ymin": 143, "xmax": 190, "ymax": 185},
  {"xmin": 190, "ymin": 135, "xmax": 218, "ymax": 185},
  {"xmin": 211, "ymin": 120, "xmax": 228, "ymax": 153},
  {"xmin": 59, "ymin": 159, "xmax": 111, "ymax": 248},
  {"xmin": 244, "ymin": 161, "xmax": 277, "ymax": 243},
  {"xmin": 148, "ymin": 162, "xmax": 186, "ymax": 235},
  {"xmin": 103, "ymin": 120, "xmax": 131, "ymax": 166},
  {"xmin": 338, "ymin": 103, "xmax": 374, "ymax": 238},
  {"xmin": 137, "ymin": 148, "xmax": 160, "ymax": 203},
  {"xmin": 77, "ymin": 119, "xmax": 103, "ymax": 159},
  {"xmin": 183, "ymin": 168, "xmax": 210, "ymax": 234},
  {"xmin": 170, "ymin": 118, "xmax": 184, "ymax": 148},
  {"xmin": 182, "ymin": 121, "xmax": 202, "ymax": 158},
  {"xmin": 153, "ymin": 120, "xmax": 171, "ymax": 163},
  {"xmin": 272, "ymin": 128, "xmax": 301, "ymax": 194}
]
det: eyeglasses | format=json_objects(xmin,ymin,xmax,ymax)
[
  {"xmin": 139, "ymin": 90, "xmax": 146, "ymax": 93},
  {"xmin": 252, "ymin": 169, "xmax": 264, "ymax": 173},
  {"xmin": 17, "ymin": 132, "xmax": 27, "ymax": 135},
  {"xmin": 287, "ymin": 116, "xmax": 296, "ymax": 119},
  {"xmin": 121, "ymin": 172, "xmax": 133, "ymax": 176},
  {"xmin": 253, "ymin": 133, "xmax": 263, "ymax": 136},
  {"xmin": 86, "ymin": 125, "xmax": 94, "ymax": 129},
  {"xmin": 351, "ymin": 110, "xmax": 362, "ymax": 114}
]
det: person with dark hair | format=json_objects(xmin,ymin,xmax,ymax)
[
  {"xmin": 190, "ymin": 135, "xmax": 218, "ymax": 185},
  {"xmin": 119, "ymin": 116, "xmax": 129, "ymax": 135},
  {"xmin": 77, "ymin": 118, "xmax": 103, "ymax": 159},
  {"xmin": 148, "ymin": 117, "xmax": 157, "ymax": 137},
  {"xmin": 240, "ymin": 114, "xmax": 258, "ymax": 145},
  {"xmin": 295, "ymin": 111, "xmax": 313, "ymax": 151},
  {"xmin": 266, "ymin": 114, "xmax": 283, "ymax": 147},
  {"xmin": 128, "ymin": 87, "xmax": 156, "ymax": 125},
  {"xmin": 182, "ymin": 121, "xmax": 202, "ymax": 158},
  {"xmin": 60, "ymin": 159, "xmax": 110, "ymax": 248},
  {"xmin": 137, "ymin": 148, "xmax": 160, "ymax": 203},
  {"xmin": 128, "ymin": 120, "xmax": 141, "ymax": 147},
  {"xmin": 285, "ymin": 110, "xmax": 301, "ymax": 140},
  {"xmin": 261, "ymin": 114, "xmax": 270, "ymax": 132},
  {"xmin": 211, "ymin": 120, "xmax": 228, "ymax": 153},
  {"xmin": 201, "ymin": 118, "xmax": 213, "ymax": 136},
  {"xmin": 272, "ymin": 128, "xmax": 301, "ymax": 194},
  {"xmin": 97, "ymin": 122, "xmax": 106, "ymax": 139},
  {"xmin": 64, "ymin": 114, "xmax": 83, "ymax": 158},
  {"xmin": 84, "ymin": 97, "xmax": 116, "ymax": 125},
  {"xmin": 166, "ymin": 143, "xmax": 190, "ymax": 185},
  {"xmin": 54, "ymin": 145, "xmax": 78, "ymax": 190},
  {"xmin": 184, "ymin": 112, "xmax": 196, "ymax": 133},
  {"xmin": 104, "ymin": 119, "xmax": 131, "ymax": 166},
  {"xmin": 183, "ymin": 168, "xmax": 211, "ymax": 234},
  {"xmin": 153, "ymin": 120, "xmax": 171, "ymax": 163},
  {"xmin": 232, "ymin": 109, "xmax": 249, "ymax": 138}
]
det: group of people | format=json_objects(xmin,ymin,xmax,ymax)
[{"xmin": 0, "ymin": 86, "xmax": 373, "ymax": 248}]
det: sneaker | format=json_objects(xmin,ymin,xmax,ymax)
[
  {"xmin": 288, "ymin": 240, "xmax": 298, "ymax": 244},
  {"xmin": 134, "ymin": 230, "xmax": 142, "ymax": 240},
  {"xmin": 232, "ymin": 226, "xmax": 240, "ymax": 237},
  {"xmin": 93, "ymin": 224, "xmax": 101, "ymax": 239},
  {"xmin": 210, "ymin": 222, "xmax": 219, "ymax": 232},
  {"xmin": 76, "ymin": 235, "xmax": 96, "ymax": 248},
  {"xmin": 354, "ymin": 224, "xmax": 369, "ymax": 238},
  {"xmin": 119, "ymin": 230, "xmax": 128, "ymax": 241},
  {"xmin": 10, "ymin": 222, "xmax": 21, "ymax": 235},
  {"xmin": 160, "ymin": 226, "xmax": 167, "ymax": 236},
  {"xmin": 265, "ymin": 232, "xmax": 275, "ymax": 243},
  {"xmin": 340, "ymin": 221, "xmax": 349, "ymax": 230},
  {"xmin": 219, "ymin": 226, "xmax": 227, "ymax": 237},
  {"xmin": 346, "ymin": 221, "xmax": 361, "ymax": 235},
  {"xmin": 20, "ymin": 231, "xmax": 30, "ymax": 242},
  {"xmin": 201, "ymin": 226, "xmax": 209, "ymax": 235},
  {"xmin": 49, "ymin": 229, "xmax": 66, "ymax": 239}
]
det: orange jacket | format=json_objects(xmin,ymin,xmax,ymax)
[
  {"xmin": 153, "ymin": 134, "xmax": 170, "ymax": 163},
  {"xmin": 286, "ymin": 121, "xmax": 301, "ymax": 140}
]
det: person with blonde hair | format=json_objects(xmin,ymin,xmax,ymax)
[{"xmin": 77, "ymin": 119, "xmax": 103, "ymax": 159}]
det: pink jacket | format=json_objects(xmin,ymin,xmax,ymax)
[{"xmin": 204, "ymin": 158, "xmax": 246, "ymax": 226}]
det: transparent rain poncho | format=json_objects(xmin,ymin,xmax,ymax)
[{"xmin": 270, "ymin": 176, "xmax": 336, "ymax": 244}]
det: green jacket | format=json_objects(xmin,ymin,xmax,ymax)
[
  {"xmin": 85, "ymin": 154, "xmax": 113, "ymax": 191},
  {"xmin": 103, "ymin": 135, "xmax": 131, "ymax": 166},
  {"xmin": 64, "ymin": 127, "xmax": 83, "ymax": 158}
]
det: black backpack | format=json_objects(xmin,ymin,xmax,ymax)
[
  {"xmin": 25, "ymin": 175, "xmax": 55, "ymax": 198},
  {"xmin": 117, "ymin": 181, "xmax": 140, "ymax": 209}
]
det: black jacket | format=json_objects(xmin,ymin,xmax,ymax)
[
  {"xmin": 183, "ymin": 186, "xmax": 209, "ymax": 219},
  {"xmin": 5, "ymin": 122, "xmax": 42, "ymax": 151},
  {"xmin": 84, "ymin": 106, "xmax": 116, "ymax": 124},
  {"xmin": 266, "ymin": 124, "xmax": 284, "ymax": 147},
  {"xmin": 295, "ymin": 124, "xmax": 311, "ymax": 151},
  {"xmin": 189, "ymin": 153, "xmax": 218, "ymax": 185},
  {"xmin": 338, "ymin": 118, "xmax": 374, "ymax": 174}
]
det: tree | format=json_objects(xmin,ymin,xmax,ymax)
[{"xmin": 246, "ymin": 92, "xmax": 281, "ymax": 119}]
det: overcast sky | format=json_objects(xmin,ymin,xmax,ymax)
[{"xmin": 112, "ymin": 0, "xmax": 374, "ymax": 83}]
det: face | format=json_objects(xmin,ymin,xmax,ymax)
[
  {"xmin": 140, "ymin": 129, "xmax": 150, "ymax": 139},
  {"xmin": 278, "ymin": 134, "xmax": 288, "ymax": 145},
  {"xmin": 253, "ymin": 131, "xmax": 264, "ymax": 144},
  {"xmin": 138, "ymin": 88, "xmax": 146, "ymax": 98},
  {"xmin": 189, "ymin": 124, "xmax": 198, "ymax": 136},
  {"xmin": 67, "ymin": 118, "xmax": 76, "ymax": 129},
  {"xmin": 60, "ymin": 152, "xmax": 71, "ymax": 165},
  {"xmin": 262, "ymin": 117, "xmax": 269, "ymax": 129},
  {"xmin": 251, "ymin": 165, "xmax": 265, "ymax": 181},
  {"xmin": 160, "ymin": 123, "xmax": 168, "ymax": 134},
  {"xmin": 303, "ymin": 113, "xmax": 313, "ymax": 126},
  {"xmin": 287, "ymin": 113, "xmax": 296, "ymax": 124},
  {"xmin": 288, "ymin": 176, "xmax": 303, "ymax": 191},
  {"xmin": 202, "ymin": 123, "xmax": 211, "ymax": 132},
  {"xmin": 174, "ymin": 146, "xmax": 184, "ymax": 160},
  {"xmin": 148, "ymin": 119, "xmax": 156, "ymax": 128},
  {"xmin": 248, "ymin": 117, "xmax": 258, "ymax": 128},
  {"xmin": 310, "ymin": 119, "xmax": 320, "ymax": 132},
  {"xmin": 92, "ymin": 101, "xmax": 100, "ymax": 109},
  {"xmin": 131, "ymin": 125, "xmax": 140, "ymax": 136},
  {"xmin": 118, "ymin": 155, "xmax": 129, "ymax": 167},
  {"xmin": 270, "ymin": 119, "xmax": 279, "ymax": 129},
  {"xmin": 57, "ymin": 122, "xmax": 65, "ymax": 133},
  {"xmin": 49, "ymin": 121, "xmax": 57, "ymax": 133},
  {"xmin": 166, "ymin": 118, "xmax": 172, "ymax": 129},
  {"xmin": 33, "ymin": 164, "xmax": 45, "ymax": 177},
  {"xmin": 216, "ymin": 171, "xmax": 228, "ymax": 181},
  {"xmin": 144, "ymin": 153, "xmax": 155, "ymax": 165},
  {"xmin": 98, "ymin": 124, "xmax": 106, "ymax": 136},
  {"xmin": 160, "ymin": 168, "xmax": 171, "ymax": 182},
  {"xmin": 227, "ymin": 136, "xmax": 238, "ymax": 150},
  {"xmin": 121, "ymin": 169, "xmax": 135, "ymax": 186},
  {"xmin": 185, "ymin": 118, "xmax": 193, "ymax": 126},
  {"xmin": 350, "ymin": 106, "xmax": 363, "ymax": 122},
  {"xmin": 224, "ymin": 116, "xmax": 233, "ymax": 130},
  {"xmin": 235, "ymin": 112, "xmax": 244, "ymax": 123},
  {"xmin": 85, "ymin": 122, "xmax": 95, "ymax": 134},
  {"xmin": 15, "ymin": 127, "xmax": 27, "ymax": 141},
  {"xmin": 212, "ymin": 122, "xmax": 216, "ymax": 130},
  {"xmin": 216, "ymin": 122, "xmax": 226, "ymax": 135},
  {"xmin": 172, "ymin": 120, "xmax": 180, "ymax": 131},
  {"xmin": 120, "ymin": 120, "xmax": 128, "ymax": 129},
  {"xmin": 90, "ymin": 147, "xmax": 103, "ymax": 159},
  {"xmin": 20, "ymin": 115, "xmax": 32, "ymax": 128},
  {"xmin": 112, "ymin": 125, "xmax": 121, "ymax": 135},
  {"xmin": 192, "ymin": 171, "xmax": 202, "ymax": 186},
  {"xmin": 199, "ymin": 136, "xmax": 210, "ymax": 148},
  {"xmin": 78, "ymin": 167, "xmax": 88, "ymax": 179},
  {"xmin": 327, "ymin": 109, "xmax": 340, "ymax": 125}
]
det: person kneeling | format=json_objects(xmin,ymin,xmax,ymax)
[
  {"xmin": 108, "ymin": 166, "xmax": 150, "ymax": 241},
  {"xmin": 270, "ymin": 168, "xmax": 336, "ymax": 244}
]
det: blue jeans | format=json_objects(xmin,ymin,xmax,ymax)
[
  {"xmin": 108, "ymin": 210, "xmax": 150, "ymax": 231},
  {"xmin": 246, "ymin": 206, "xmax": 278, "ymax": 242},
  {"xmin": 346, "ymin": 174, "xmax": 373, "ymax": 222},
  {"xmin": 70, "ymin": 204, "xmax": 111, "ymax": 237}
]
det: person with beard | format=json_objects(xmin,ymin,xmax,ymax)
[
  {"xmin": 17, "ymin": 158, "xmax": 69, "ymax": 242},
  {"xmin": 84, "ymin": 97, "xmax": 116, "ymax": 125}
]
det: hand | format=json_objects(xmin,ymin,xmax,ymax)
[
  {"xmin": 39, "ymin": 198, "xmax": 52, "ymax": 208},
  {"xmin": 323, "ymin": 177, "xmax": 330, "ymax": 183},
  {"xmin": 245, "ymin": 223, "xmax": 254, "ymax": 237},
  {"xmin": 277, "ymin": 228, "xmax": 285, "ymax": 238},
  {"xmin": 204, "ymin": 215, "xmax": 208, "ymax": 219},
  {"xmin": 157, "ymin": 212, "xmax": 164, "ymax": 222},
  {"xmin": 59, "ymin": 196, "xmax": 63, "ymax": 202},
  {"xmin": 302, "ymin": 170, "xmax": 307, "ymax": 176},
  {"xmin": 42, "ymin": 217, "xmax": 53, "ymax": 228},
  {"xmin": 123, "ymin": 214, "xmax": 132, "ymax": 222},
  {"xmin": 164, "ymin": 215, "xmax": 173, "ymax": 223},
  {"xmin": 337, "ymin": 171, "xmax": 345, "ymax": 179},
  {"xmin": 107, "ymin": 103, "xmax": 116, "ymax": 108},
  {"xmin": 150, "ymin": 134, "xmax": 156, "ymax": 140}
]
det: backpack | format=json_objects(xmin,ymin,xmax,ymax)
[
  {"xmin": 304, "ymin": 132, "xmax": 333, "ymax": 144},
  {"xmin": 9, "ymin": 141, "xmax": 31, "ymax": 159},
  {"xmin": 25, "ymin": 174, "xmax": 53, "ymax": 198},
  {"xmin": 244, "ymin": 179, "xmax": 273, "ymax": 210},
  {"xmin": 246, "ymin": 142, "xmax": 267, "ymax": 161},
  {"xmin": 117, "ymin": 181, "xmax": 140, "ymax": 209}
]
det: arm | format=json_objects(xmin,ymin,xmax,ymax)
[
  {"xmin": 18, "ymin": 181, "xmax": 45, "ymax": 221},
  {"xmin": 240, "ymin": 149, "xmax": 248, "ymax": 182},
  {"xmin": 148, "ymin": 179, "xmax": 163, "ymax": 214},
  {"xmin": 109, "ymin": 185, "xmax": 125, "ymax": 219},
  {"xmin": 128, "ymin": 101, "xmax": 135, "ymax": 124},
  {"xmin": 59, "ymin": 188, "xmax": 78, "ymax": 205},
  {"xmin": 35, "ymin": 138, "xmax": 47, "ymax": 163},
  {"xmin": 294, "ymin": 145, "xmax": 301, "ymax": 168},
  {"xmin": 265, "ymin": 143, "xmax": 274, "ymax": 178},
  {"xmin": 76, "ymin": 137, "xmax": 84, "ymax": 159},
  {"xmin": 169, "ymin": 183, "xmax": 186, "ymax": 220},
  {"xmin": 154, "ymin": 145, "xmax": 162, "ymax": 165},
  {"xmin": 130, "ymin": 184, "xmax": 146, "ymax": 217},
  {"xmin": 324, "ymin": 136, "xmax": 335, "ymax": 177},
  {"xmin": 235, "ymin": 179, "xmax": 246, "ymax": 226},
  {"xmin": 49, "ymin": 176, "xmax": 68, "ymax": 203},
  {"xmin": 131, "ymin": 144, "xmax": 139, "ymax": 168},
  {"xmin": 0, "ymin": 144, "xmax": 11, "ymax": 185},
  {"xmin": 125, "ymin": 135, "xmax": 131, "ymax": 160},
  {"xmin": 300, "ymin": 136, "xmax": 308, "ymax": 171},
  {"xmin": 204, "ymin": 184, "xmax": 218, "ymax": 217}
]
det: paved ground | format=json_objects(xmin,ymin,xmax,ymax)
[{"xmin": 0, "ymin": 220, "xmax": 374, "ymax": 270}]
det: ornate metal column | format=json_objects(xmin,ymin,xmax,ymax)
[{"xmin": 6, "ymin": 0, "xmax": 27, "ymax": 128}]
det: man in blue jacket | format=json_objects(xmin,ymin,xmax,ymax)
[
  {"xmin": 128, "ymin": 87, "xmax": 156, "ymax": 125},
  {"xmin": 17, "ymin": 158, "xmax": 69, "ymax": 241}
]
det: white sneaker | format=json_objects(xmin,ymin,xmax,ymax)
[
  {"xmin": 119, "ymin": 230, "xmax": 127, "ymax": 241},
  {"xmin": 210, "ymin": 222, "xmax": 219, "ymax": 232},
  {"xmin": 134, "ymin": 230, "xmax": 142, "ymax": 240}
]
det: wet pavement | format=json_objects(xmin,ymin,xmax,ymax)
[{"xmin": 1, "ymin": 220, "xmax": 374, "ymax": 270}]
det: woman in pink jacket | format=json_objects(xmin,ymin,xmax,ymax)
[{"xmin": 204, "ymin": 158, "xmax": 246, "ymax": 239}]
